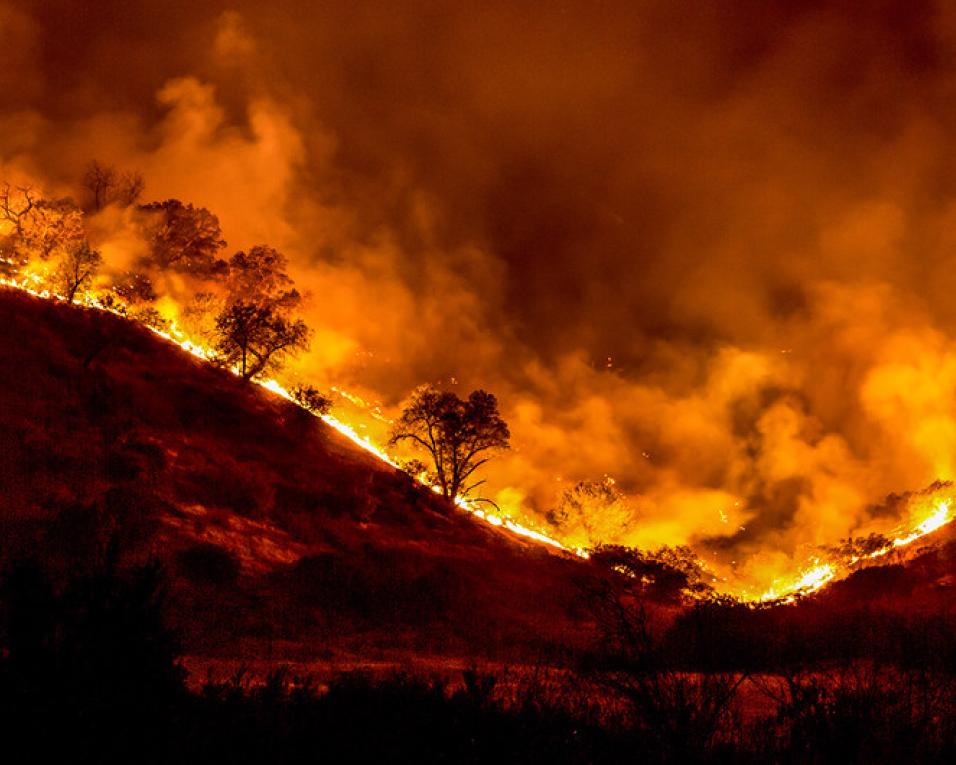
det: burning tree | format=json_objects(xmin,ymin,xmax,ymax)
[
  {"xmin": 547, "ymin": 477, "xmax": 633, "ymax": 548},
  {"xmin": 52, "ymin": 241, "xmax": 103, "ymax": 303},
  {"xmin": 138, "ymin": 199, "xmax": 227, "ymax": 277},
  {"xmin": 21, "ymin": 198, "xmax": 85, "ymax": 261},
  {"xmin": 389, "ymin": 386, "xmax": 510, "ymax": 500},
  {"xmin": 180, "ymin": 291, "xmax": 223, "ymax": 342},
  {"xmin": 111, "ymin": 271, "xmax": 157, "ymax": 305},
  {"xmin": 0, "ymin": 184, "xmax": 38, "ymax": 272},
  {"xmin": 212, "ymin": 246, "xmax": 311, "ymax": 380},
  {"xmin": 1, "ymin": 186, "xmax": 85, "ymax": 272}
]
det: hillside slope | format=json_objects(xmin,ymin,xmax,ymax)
[{"xmin": 0, "ymin": 288, "xmax": 596, "ymax": 668}]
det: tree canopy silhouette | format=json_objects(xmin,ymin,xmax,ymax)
[
  {"xmin": 212, "ymin": 245, "xmax": 311, "ymax": 380},
  {"xmin": 53, "ymin": 241, "xmax": 102, "ymax": 303},
  {"xmin": 138, "ymin": 199, "xmax": 227, "ymax": 277},
  {"xmin": 390, "ymin": 386, "xmax": 510, "ymax": 500},
  {"xmin": 82, "ymin": 160, "xmax": 144, "ymax": 211}
]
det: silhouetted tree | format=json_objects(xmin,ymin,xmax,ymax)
[
  {"xmin": 389, "ymin": 386, "xmax": 510, "ymax": 500},
  {"xmin": 53, "ymin": 241, "xmax": 102, "ymax": 302},
  {"xmin": 82, "ymin": 160, "xmax": 144, "ymax": 211},
  {"xmin": 138, "ymin": 199, "xmax": 227, "ymax": 277},
  {"xmin": 212, "ymin": 246, "xmax": 312, "ymax": 380},
  {"xmin": 117, "ymin": 170, "xmax": 145, "ymax": 207},
  {"xmin": 0, "ymin": 182, "xmax": 37, "ymax": 236},
  {"xmin": 82, "ymin": 160, "xmax": 117, "ymax": 211},
  {"xmin": 111, "ymin": 271, "xmax": 157, "ymax": 305},
  {"xmin": 589, "ymin": 544, "xmax": 710, "ymax": 603},
  {"xmin": 214, "ymin": 302, "xmax": 310, "ymax": 380}
]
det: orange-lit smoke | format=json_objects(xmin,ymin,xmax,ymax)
[{"xmin": 7, "ymin": 1, "xmax": 956, "ymax": 595}]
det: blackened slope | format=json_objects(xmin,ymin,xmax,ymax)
[{"xmin": 0, "ymin": 288, "xmax": 594, "ymax": 663}]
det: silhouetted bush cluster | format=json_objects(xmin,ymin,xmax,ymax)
[
  {"xmin": 6, "ymin": 548, "xmax": 956, "ymax": 763},
  {"xmin": 0, "ymin": 545, "xmax": 186, "ymax": 763}
]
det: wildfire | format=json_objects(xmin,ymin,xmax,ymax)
[
  {"xmin": 893, "ymin": 499, "xmax": 952, "ymax": 547},
  {"xmin": 0, "ymin": 275, "xmax": 579, "ymax": 560},
  {"xmin": 755, "ymin": 496, "xmax": 955, "ymax": 603},
  {"xmin": 759, "ymin": 563, "xmax": 834, "ymax": 603},
  {"xmin": 6, "ymin": 275, "xmax": 956, "ymax": 605}
]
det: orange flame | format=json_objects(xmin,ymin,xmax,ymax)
[{"xmin": 8, "ymin": 275, "xmax": 956, "ymax": 603}]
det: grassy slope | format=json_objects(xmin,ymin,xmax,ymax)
[{"xmin": 0, "ymin": 288, "xmax": 596, "ymax": 667}]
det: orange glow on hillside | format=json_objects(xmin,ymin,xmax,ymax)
[{"xmin": 6, "ymin": 274, "xmax": 956, "ymax": 604}]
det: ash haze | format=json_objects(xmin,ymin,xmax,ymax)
[{"xmin": 5, "ymin": 0, "xmax": 956, "ymax": 593}]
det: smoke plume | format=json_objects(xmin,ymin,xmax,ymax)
[{"xmin": 5, "ymin": 0, "xmax": 956, "ymax": 593}]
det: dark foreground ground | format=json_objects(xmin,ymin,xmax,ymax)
[{"xmin": 5, "ymin": 554, "xmax": 956, "ymax": 763}]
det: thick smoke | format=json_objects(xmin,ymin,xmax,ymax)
[{"xmin": 4, "ymin": 0, "xmax": 956, "ymax": 592}]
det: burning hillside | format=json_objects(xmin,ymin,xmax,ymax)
[
  {"xmin": 6, "ymin": 268, "xmax": 956, "ymax": 609},
  {"xmin": 0, "ymin": 285, "xmax": 602, "ymax": 662},
  {"xmin": 7, "ymin": 247, "xmax": 956, "ymax": 606},
  {"xmin": 12, "ymin": 4, "xmax": 956, "ymax": 761},
  {"xmin": 10, "ymin": 1, "xmax": 956, "ymax": 602}
]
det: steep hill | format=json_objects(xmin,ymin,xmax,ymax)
[
  {"xmin": 0, "ymin": 288, "xmax": 597, "ymax": 671},
  {"xmin": 11, "ymin": 285, "xmax": 956, "ymax": 680}
]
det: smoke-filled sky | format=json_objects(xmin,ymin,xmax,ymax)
[{"xmin": 7, "ymin": 0, "xmax": 956, "ymax": 593}]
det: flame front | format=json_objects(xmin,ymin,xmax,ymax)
[
  {"xmin": 0, "ymin": 276, "xmax": 579, "ymax": 562},
  {"xmin": 755, "ymin": 496, "xmax": 955, "ymax": 603},
  {"xmin": 8, "ymin": 273, "xmax": 956, "ymax": 604}
]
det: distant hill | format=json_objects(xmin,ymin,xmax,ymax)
[
  {"xmin": 0, "ymin": 287, "xmax": 597, "ymax": 672},
  {"xmin": 815, "ymin": 531, "xmax": 956, "ymax": 613}
]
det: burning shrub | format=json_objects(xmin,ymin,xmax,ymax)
[
  {"xmin": 290, "ymin": 384, "xmax": 332, "ymax": 415},
  {"xmin": 129, "ymin": 305, "xmax": 171, "ymax": 333},
  {"xmin": 546, "ymin": 477, "xmax": 633, "ymax": 549}
]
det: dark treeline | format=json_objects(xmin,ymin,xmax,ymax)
[{"xmin": 5, "ymin": 545, "xmax": 956, "ymax": 763}]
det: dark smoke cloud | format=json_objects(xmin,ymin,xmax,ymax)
[{"xmin": 5, "ymin": 0, "xmax": 956, "ymax": 592}]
